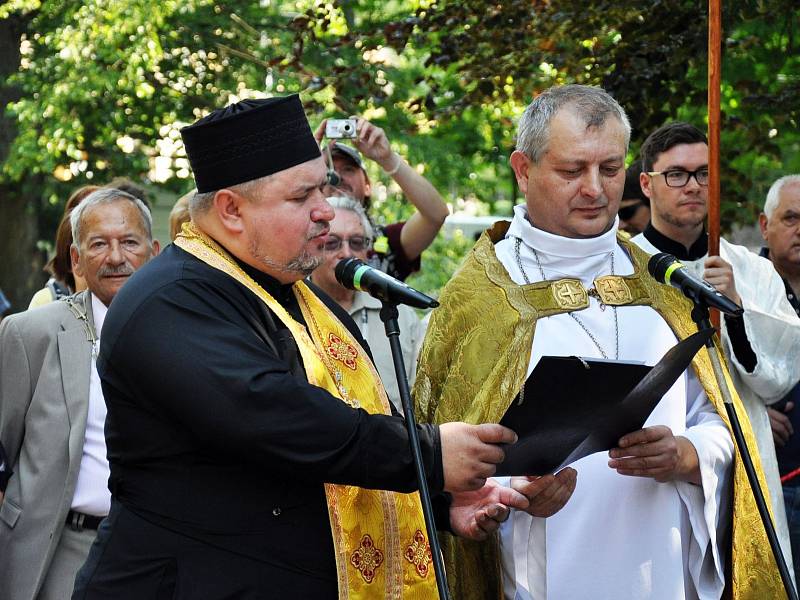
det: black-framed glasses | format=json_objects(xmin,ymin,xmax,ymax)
[
  {"xmin": 324, "ymin": 234, "xmax": 371, "ymax": 252},
  {"xmin": 647, "ymin": 168, "xmax": 709, "ymax": 188}
]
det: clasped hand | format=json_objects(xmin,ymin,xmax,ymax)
[
  {"xmin": 608, "ymin": 425, "xmax": 701, "ymax": 485},
  {"xmin": 449, "ymin": 470, "xmax": 577, "ymax": 541},
  {"xmin": 441, "ymin": 422, "xmax": 577, "ymax": 540}
]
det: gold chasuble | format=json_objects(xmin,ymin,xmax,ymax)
[
  {"xmin": 175, "ymin": 224, "xmax": 438, "ymax": 599},
  {"xmin": 413, "ymin": 221, "xmax": 784, "ymax": 599}
]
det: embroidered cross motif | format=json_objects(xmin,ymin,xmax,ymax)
[
  {"xmin": 551, "ymin": 279, "xmax": 588, "ymax": 310},
  {"xmin": 327, "ymin": 332, "xmax": 358, "ymax": 371},
  {"xmin": 404, "ymin": 529, "xmax": 432, "ymax": 578},
  {"xmin": 594, "ymin": 276, "xmax": 633, "ymax": 305},
  {"xmin": 350, "ymin": 534, "xmax": 384, "ymax": 583}
]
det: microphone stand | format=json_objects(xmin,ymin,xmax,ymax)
[
  {"xmin": 689, "ymin": 300, "xmax": 797, "ymax": 600},
  {"xmin": 379, "ymin": 301, "xmax": 451, "ymax": 600}
]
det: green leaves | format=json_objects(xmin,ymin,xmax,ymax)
[{"xmin": 1, "ymin": 0, "xmax": 798, "ymax": 296}]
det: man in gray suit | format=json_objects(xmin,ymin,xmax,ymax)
[{"xmin": 0, "ymin": 187, "xmax": 158, "ymax": 600}]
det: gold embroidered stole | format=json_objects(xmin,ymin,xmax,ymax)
[
  {"xmin": 413, "ymin": 222, "xmax": 783, "ymax": 599},
  {"xmin": 175, "ymin": 223, "xmax": 438, "ymax": 599}
]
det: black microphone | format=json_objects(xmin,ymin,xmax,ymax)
[
  {"xmin": 648, "ymin": 252, "xmax": 744, "ymax": 316},
  {"xmin": 335, "ymin": 258, "xmax": 439, "ymax": 309}
]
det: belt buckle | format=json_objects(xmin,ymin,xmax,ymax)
[{"xmin": 69, "ymin": 511, "xmax": 86, "ymax": 532}]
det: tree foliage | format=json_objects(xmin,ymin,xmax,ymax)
[
  {"xmin": 410, "ymin": 0, "xmax": 800, "ymax": 223},
  {"xmin": 0, "ymin": 0, "xmax": 798, "ymax": 307}
]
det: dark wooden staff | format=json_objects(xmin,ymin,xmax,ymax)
[{"xmin": 708, "ymin": 0, "xmax": 722, "ymax": 331}]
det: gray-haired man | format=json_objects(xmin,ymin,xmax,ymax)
[
  {"xmin": 0, "ymin": 188, "xmax": 158, "ymax": 600},
  {"xmin": 761, "ymin": 174, "xmax": 800, "ymax": 586}
]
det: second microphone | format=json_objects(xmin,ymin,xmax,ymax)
[{"xmin": 335, "ymin": 258, "xmax": 440, "ymax": 309}]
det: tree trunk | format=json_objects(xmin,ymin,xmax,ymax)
[{"xmin": 0, "ymin": 13, "xmax": 44, "ymax": 314}]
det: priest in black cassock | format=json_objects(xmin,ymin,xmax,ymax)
[{"xmin": 72, "ymin": 95, "xmax": 572, "ymax": 600}]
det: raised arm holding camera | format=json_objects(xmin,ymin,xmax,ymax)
[{"xmin": 316, "ymin": 116, "xmax": 449, "ymax": 281}]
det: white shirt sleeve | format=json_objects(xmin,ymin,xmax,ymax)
[
  {"xmin": 675, "ymin": 368, "xmax": 734, "ymax": 598},
  {"xmin": 720, "ymin": 242, "xmax": 800, "ymax": 402}
]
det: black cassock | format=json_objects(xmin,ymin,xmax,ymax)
[{"xmin": 73, "ymin": 243, "xmax": 445, "ymax": 600}]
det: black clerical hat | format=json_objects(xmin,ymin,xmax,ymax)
[{"xmin": 181, "ymin": 95, "xmax": 321, "ymax": 193}]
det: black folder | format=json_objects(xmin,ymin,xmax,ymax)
[{"xmin": 495, "ymin": 328, "xmax": 715, "ymax": 476}]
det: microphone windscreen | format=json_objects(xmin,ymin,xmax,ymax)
[
  {"xmin": 335, "ymin": 257, "xmax": 362, "ymax": 289},
  {"xmin": 647, "ymin": 252, "xmax": 676, "ymax": 283}
]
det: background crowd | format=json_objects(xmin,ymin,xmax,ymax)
[
  {"xmin": 2, "ymin": 89, "xmax": 800, "ymax": 599},
  {"xmin": 1, "ymin": 2, "xmax": 800, "ymax": 599}
]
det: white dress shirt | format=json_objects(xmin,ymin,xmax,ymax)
[{"xmin": 70, "ymin": 294, "xmax": 111, "ymax": 517}]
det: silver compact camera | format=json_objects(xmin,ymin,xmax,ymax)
[{"xmin": 325, "ymin": 118, "xmax": 358, "ymax": 139}]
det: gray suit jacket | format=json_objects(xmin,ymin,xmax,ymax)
[{"xmin": 0, "ymin": 291, "xmax": 95, "ymax": 600}]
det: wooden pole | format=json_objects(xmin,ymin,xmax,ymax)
[{"xmin": 708, "ymin": 0, "xmax": 722, "ymax": 329}]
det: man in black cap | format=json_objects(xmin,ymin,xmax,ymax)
[
  {"xmin": 318, "ymin": 117, "xmax": 449, "ymax": 281},
  {"xmin": 72, "ymin": 95, "xmax": 570, "ymax": 599}
]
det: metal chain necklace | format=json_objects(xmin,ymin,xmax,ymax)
[
  {"xmin": 514, "ymin": 237, "xmax": 620, "ymax": 360},
  {"xmin": 64, "ymin": 296, "xmax": 99, "ymax": 358}
]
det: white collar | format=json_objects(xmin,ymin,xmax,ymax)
[
  {"xmin": 507, "ymin": 204, "xmax": 620, "ymax": 258},
  {"xmin": 504, "ymin": 204, "xmax": 630, "ymax": 284}
]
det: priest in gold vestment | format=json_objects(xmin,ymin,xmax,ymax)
[{"xmin": 414, "ymin": 85, "xmax": 785, "ymax": 599}]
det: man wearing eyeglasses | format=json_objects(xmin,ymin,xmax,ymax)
[
  {"xmin": 309, "ymin": 196, "xmax": 427, "ymax": 414},
  {"xmin": 632, "ymin": 122, "xmax": 800, "ymax": 577}
]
